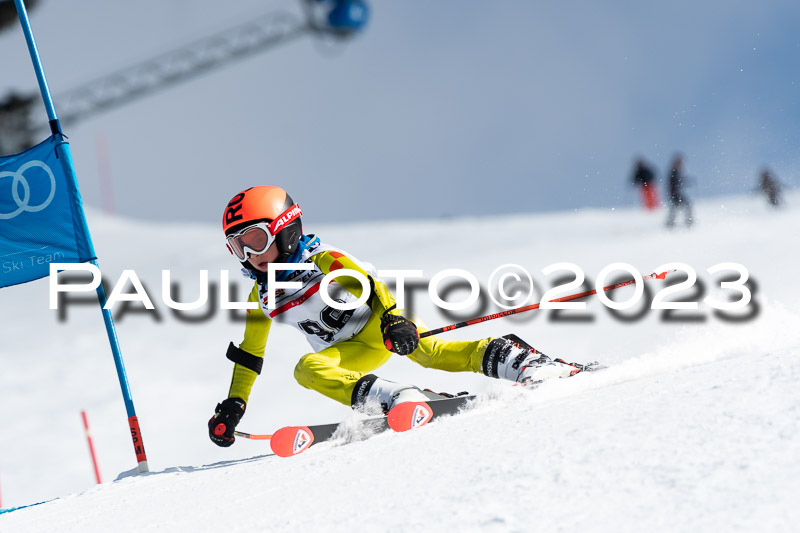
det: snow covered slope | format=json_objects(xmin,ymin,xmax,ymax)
[{"xmin": 1, "ymin": 192, "xmax": 799, "ymax": 532}]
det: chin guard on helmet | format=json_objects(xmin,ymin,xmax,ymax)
[{"xmin": 273, "ymin": 215, "xmax": 303, "ymax": 262}]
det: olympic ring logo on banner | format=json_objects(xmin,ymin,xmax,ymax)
[{"xmin": 0, "ymin": 160, "xmax": 57, "ymax": 220}]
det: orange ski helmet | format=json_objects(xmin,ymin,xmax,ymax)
[{"xmin": 222, "ymin": 186, "xmax": 303, "ymax": 266}]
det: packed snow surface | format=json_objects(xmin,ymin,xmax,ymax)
[{"xmin": 1, "ymin": 192, "xmax": 799, "ymax": 532}]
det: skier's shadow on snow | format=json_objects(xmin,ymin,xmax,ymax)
[
  {"xmin": 190, "ymin": 454, "xmax": 276, "ymax": 470},
  {"xmin": 115, "ymin": 454, "xmax": 275, "ymax": 481}
]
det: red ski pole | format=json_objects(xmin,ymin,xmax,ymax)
[
  {"xmin": 233, "ymin": 430, "xmax": 273, "ymax": 440},
  {"xmin": 420, "ymin": 270, "xmax": 673, "ymax": 338}
]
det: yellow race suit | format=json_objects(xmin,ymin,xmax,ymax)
[{"xmin": 227, "ymin": 236, "xmax": 490, "ymax": 406}]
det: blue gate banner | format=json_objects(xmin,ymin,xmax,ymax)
[{"xmin": 0, "ymin": 135, "xmax": 95, "ymax": 288}]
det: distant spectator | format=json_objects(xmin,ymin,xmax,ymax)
[
  {"xmin": 758, "ymin": 168, "xmax": 782, "ymax": 207},
  {"xmin": 665, "ymin": 154, "xmax": 694, "ymax": 228},
  {"xmin": 630, "ymin": 158, "xmax": 660, "ymax": 210}
]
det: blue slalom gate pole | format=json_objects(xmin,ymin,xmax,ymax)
[{"xmin": 14, "ymin": 0, "xmax": 149, "ymax": 473}]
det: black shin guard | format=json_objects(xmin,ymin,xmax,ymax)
[{"xmin": 350, "ymin": 374, "xmax": 379, "ymax": 408}]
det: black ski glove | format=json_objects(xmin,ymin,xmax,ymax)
[
  {"xmin": 381, "ymin": 306, "xmax": 419, "ymax": 355},
  {"xmin": 208, "ymin": 397, "xmax": 246, "ymax": 447}
]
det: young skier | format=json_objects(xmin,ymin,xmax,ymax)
[{"xmin": 208, "ymin": 186, "xmax": 591, "ymax": 447}]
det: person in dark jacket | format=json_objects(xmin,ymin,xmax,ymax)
[
  {"xmin": 631, "ymin": 158, "xmax": 660, "ymax": 210},
  {"xmin": 758, "ymin": 168, "xmax": 782, "ymax": 207},
  {"xmin": 665, "ymin": 154, "xmax": 694, "ymax": 228}
]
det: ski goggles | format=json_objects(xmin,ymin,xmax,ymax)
[{"xmin": 226, "ymin": 204, "xmax": 302, "ymax": 261}]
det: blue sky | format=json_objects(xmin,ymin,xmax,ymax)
[{"xmin": 2, "ymin": 0, "xmax": 799, "ymax": 225}]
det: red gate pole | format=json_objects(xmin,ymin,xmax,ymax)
[{"xmin": 81, "ymin": 410, "xmax": 102, "ymax": 484}]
